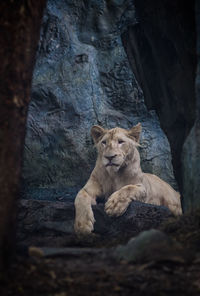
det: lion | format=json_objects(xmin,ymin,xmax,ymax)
[{"xmin": 74, "ymin": 123, "xmax": 182, "ymax": 235}]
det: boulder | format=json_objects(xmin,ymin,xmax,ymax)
[
  {"xmin": 114, "ymin": 229, "xmax": 183, "ymax": 263},
  {"xmin": 17, "ymin": 199, "xmax": 172, "ymax": 248},
  {"xmin": 182, "ymin": 2, "xmax": 200, "ymax": 212}
]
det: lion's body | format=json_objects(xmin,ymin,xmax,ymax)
[{"xmin": 74, "ymin": 124, "xmax": 182, "ymax": 235}]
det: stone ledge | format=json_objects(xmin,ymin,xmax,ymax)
[{"xmin": 17, "ymin": 199, "xmax": 173, "ymax": 248}]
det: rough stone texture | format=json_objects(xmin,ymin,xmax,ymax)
[
  {"xmin": 114, "ymin": 229, "xmax": 183, "ymax": 263},
  {"xmin": 122, "ymin": 0, "xmax": 196, "ymax": 189},
  {"xmin": 16, "ymin": 199, "xmax": 172, "ymax": 248},
  {"xmin": 182, "ymin": 1, "xmax": 200, "ymax": 212},
  {"xmin": 113, "ymin": 229, "xmax": 185, "ymax": 263},
  {"xmin": 23, "ymin": 0, "xmax": 177, "ymax": 190},
  {"xmin": 182, "ymin": 121, "xmax": 200, "ymax": 211}
]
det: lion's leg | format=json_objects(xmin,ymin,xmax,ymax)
[
  {"xmin": 105, "ymin": 184, "xmax": 146, "ymax": 217},
  {"xmin": 74, "ymin": 188, "xmax": 96, "ymax": 236}
]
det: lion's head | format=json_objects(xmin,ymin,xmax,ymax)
[{"xmin": 91, "ymin": 123, "xmax": 142, "ymax": 173}]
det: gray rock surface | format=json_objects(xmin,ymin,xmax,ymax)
[
  {"xmin": 114, "ymin": 229, "xmax": 183, "ymax": 263},
  {"xmin": 23, "ymin": 0, "xmax": 177, "ymax": 190},
  {"xmin": 182, "ymin": 120, "xmax": 200, "ymax": 211},
  {"xmin": 182, "ymin": 1, "xmax": 200, "ymax": 212},
  {"xmin": 17, "ymin": 199, "xmax": 172, "ymax": 248}
]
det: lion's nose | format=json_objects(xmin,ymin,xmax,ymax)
[{"xmin": 105, "ymin": 155, "xmax": 117, "ymax": 161}]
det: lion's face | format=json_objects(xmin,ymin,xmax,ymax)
[{"xmin": 91, "ymin": 124, "xmax": 141, "ymax": 174}]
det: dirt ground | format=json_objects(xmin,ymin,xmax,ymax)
[{"xmin": 1, "ymin": 210, "xmax": 200, "ymax": 296}]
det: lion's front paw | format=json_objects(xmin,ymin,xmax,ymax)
[
  {"xmin": 105, "ymin": 191, "xmax": 131, "ymax": 217},
  {"xmin": 74, "ymin": 207, "xmax": 95, "ymax": 236}
]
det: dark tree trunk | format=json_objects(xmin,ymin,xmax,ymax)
[{"xmin": 0, "ymin": 1, "xmax": 46, "ymax": 267}]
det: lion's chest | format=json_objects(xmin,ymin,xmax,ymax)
[{"xmin": 102, "ymin": 177, "xmax": 129, "ymax": 199}]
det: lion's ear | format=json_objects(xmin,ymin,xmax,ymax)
[
  {"xmin": 91, "ymin": 125, "xmax": 106, "ymax": 144},
  {"xmin": 128, "ymin": 123, "xmax": 142, "ymax": 142}
]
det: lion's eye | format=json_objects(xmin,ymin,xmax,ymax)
[
  {"xmin": 102, "ymin": 140, "xmax": 106, "ymax": 145},
  {"xmin": 118, "ymin": 140, "xmax": 124, "ymax": 144}
]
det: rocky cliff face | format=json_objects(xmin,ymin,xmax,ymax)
[
  {"xmin": 23, "ymin": 0, "xmax": 177, "ymax": 192},
  {"xmin": 182, "ymin": 1, "xmax": 200, "ymax": 212}
]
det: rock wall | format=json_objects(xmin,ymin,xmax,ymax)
[
  {"xmin": 182, "ymin": 0, "xmax": 200, "ymax": 212},
  {"xmin": 23, "ymin": 0, "xmax": 177, "ymax": 191}
]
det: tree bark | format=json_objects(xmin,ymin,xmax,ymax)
[{"xmin": 0, "ymin": 0, "xmax": 46, "ymax": 268}]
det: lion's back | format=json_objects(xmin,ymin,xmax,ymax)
[{"xmin": 143, "ymin": 173, "xmax": 182, "ymax": 215}]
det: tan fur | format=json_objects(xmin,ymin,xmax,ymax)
[{"xmin": 74, "ymin": 123, "xmax": 182, "ymax": 235}]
